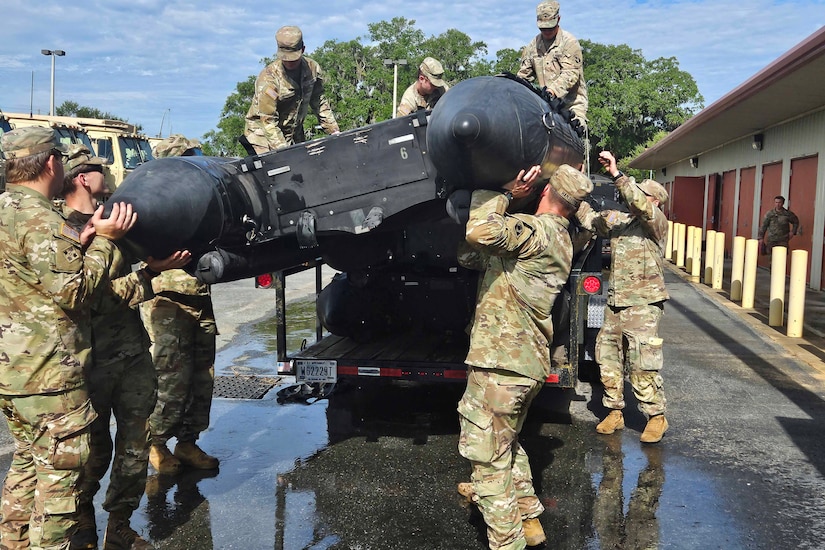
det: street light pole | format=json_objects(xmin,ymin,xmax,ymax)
[
  {"xmin": 383, "ymin": 58, "xmax": 408, "ymax": 118},
  {"xmin": 41, "ymin": 49, "xmax": 66, "ymax": 116}
]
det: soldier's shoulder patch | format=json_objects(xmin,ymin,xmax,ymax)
[
  {"xmin": 265, "ymin": 87, "xmax": 279, "ymax": 102},
  {"xmin": 60, "ymin": 223, "xmax": 81, "ymax": 244},
  {"xmin": 605, "ymin": 211, "xmax": 622, "ymax": 225}
]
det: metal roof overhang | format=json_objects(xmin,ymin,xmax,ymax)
[{"xmin": 630, "ymin": 26, "xmax": 825, "ymax": 170}]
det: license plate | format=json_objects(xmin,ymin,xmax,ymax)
[{"xmin": 295, "ymin": 360, "xmax": 337, "ymax": 383}]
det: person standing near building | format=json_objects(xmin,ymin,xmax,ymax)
[
  {"xmin": 0, "ymin": 127, "xmax": 136, "ymax": 549},
  {"xmin": 577, "ymin": 151, "xmax": 670, "ymax": 444},
  {"xmin": 456, "ymin": 164, "xmax": 593, "ymax": 549},
  {"xmin": 517, "ymin": 1, "xmax": 588, "ymax": 130},
  {"xmin": 60, "ymin": 144, "xmax": 190, "ymax": 550},
  {"xmin": 395, "ymin": 57, "xmax": 449, "ymax": 117},
  {"xmin": 244, "ymin": 25, "xmax": 340, "ymax": 154},
  {"xmin": 758, "ymin": 195, "xmax": 800, "ymax": 252},
  {"xmin": 144, "ymin": 135, "xmax": 221, "ymax": 476}
]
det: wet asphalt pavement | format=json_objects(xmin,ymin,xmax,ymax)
[{"xmin": 2, "ymin": 268, "xmax": 825, "ymax": 549}]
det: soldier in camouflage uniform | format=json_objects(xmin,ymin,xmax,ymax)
[
  {"xmin": 244, "ymin": 25, "xmax": 340, "ymax": 154},
  {"xmin": 517, "ymin": 1, "xmax": 588, "ymax": 130},
  {"xmin": 758, "ymin": 195, "xmax": 800, "ymax": 252},
  {"xmin": 395, "ymin": 57, "xmax": 449, "ymax": 117},
  {"xmin": 61, "ymin": 145, "xmax": 190, "ymax": 550},
  {"xmin": 150, "ymin": 134, "xmax": 200, "ymax": 159},
  {"xmin": 143, "ymin": 136, "xmax": 220, "ymax": 476},
  {"xmin": 576, "ymin": 151, "xmax": 670, "ymax": 444},
  {"xmin": 0, "ymin": 127, "xmax": 136, "ymax": 549},
  {"xmin": 456, "ymin": 164, "xmax": 592, "ymax": 550}
]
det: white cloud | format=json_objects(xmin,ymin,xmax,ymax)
[{"xmin": 1, "ymin": 0, "xmax": 822, "ymax": 139}]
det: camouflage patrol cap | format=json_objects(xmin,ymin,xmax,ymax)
[
  {"xmin": 537, "ymin": 1, "xmax": 560, "ymax": 29},
  {"xmin": 0, "ymin": 126, "xmax": 67, "ymax": 160},
  {"xmin": 64, "ymin": 143, "xmax": 107, "ymax": 173},
  {"xmin": 420, "ymin": 57, "xmax": 446, "ymax": 88},
  {"xmin": 549, "ymin": 164, "xmax": 592, "ymax": 208},
  {"xmin": 636, "ymin": 178, "xmax": 669, "ymax": 206},
  {"xmin": 152, "ymin": 134, "xmax": 201, "ymax": 158},
  {"xmin": 276, "ymin": 26, "xmax": 304, "ymax": 62}
]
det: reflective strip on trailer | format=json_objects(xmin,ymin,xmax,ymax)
[{"xmin": 335, "ymin": 365, "xmax": 467, "ymax": 379}]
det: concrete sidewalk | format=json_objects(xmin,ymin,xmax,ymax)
[{"xmin": 667, "ymin": 259, "xmax": 825, "ymax": 378}]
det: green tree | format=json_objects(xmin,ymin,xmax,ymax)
[
  {"xmin": 620, "ymin": 130, "xmax": 668, "ymax": 180},
  {"xmin": 56, "ymin": 101, "xmax": 143, "ymax": 131},
  {"xmin": 581, "ymin": 40, "xmax": 703, "ymax": 162},
  {"xmin": 493, "ymin": 48, "xmax": 523, "ymax": 76}
]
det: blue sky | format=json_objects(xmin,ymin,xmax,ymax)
[{"xmin": 1, "ymin": 0, "xmax": 823, "ymax": 140}]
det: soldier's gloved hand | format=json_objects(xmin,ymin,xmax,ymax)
[{"xmin": 575, "ymin": 200, "xmax": 593, "ymax": 225}]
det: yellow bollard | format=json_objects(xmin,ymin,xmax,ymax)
[
  {"xmin": 690, "ymin": 227, "xmax": 702, "ymax": 281},
  {"xmin": 787, "ymin": 249, "xmax": 808, "ymax": 338},
  {"xmin": 768, "ymin": 246, "xmax": 787, "ymax": 326},
  {"xmin": 704, "ymin": 230, "xmax": 716, "ymax": 285},
  {"xmin": 676, "ymin": 223, "xmax": 686, "ymax": 268},
  {"xmin": 666, "ymin": 220, "xmax": 674, "ymax": 263},
  {"xmin": 712, "ymin": 231, "xmax": 725, "ymax": 289},
  {"xmin": 742, "ymin": 239, "xmax": 759, "ymax": 309},
  {"xmin": 686, "ymin": 225, "xmax": 695, "ymax": 272},
  {"xmin": 730, "ymin": 236, "xmax": 746, "ymax": 301}
]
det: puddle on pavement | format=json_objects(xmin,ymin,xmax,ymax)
[
  {"xmin": 215, "ymin": 297, "xmax": 320, "ymax": 377},
  {"xmin": 98, "ymin": 309, "xmax": 755, "ymax": 549}
]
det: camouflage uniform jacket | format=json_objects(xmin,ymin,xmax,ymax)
[
  {"xmin": 517, "ymin": 29, "xmax": 588, "ymax": 120},
  {"xmin": 396, "ymin": 82, "xmax": 449, "ymax": 117},
  {"xmin": 65, "ymin": 209, "xmax": 154, "ymax": 363},
  {"xmin": 459, "ymin": 190, "xmax": 572, "ymax": 382},
  {"xmin": 0, "ymin": 185, "xmax": 118, "ymax": 395},
  {"xmin": 758, "ymin": 207, "xmax": 799, "ymax": 244},
  {"xmin": 578, "ymin": 175, "xmax": 669, "ymax": 307},
  {"xmin": 244, "ymin": 57, "xmax": 339, "ymax": 151},
  {"xmin": 146, "ymin": 269, "xmax": 217, "ymax": 335}
]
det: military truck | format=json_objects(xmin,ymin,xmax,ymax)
[
  {"xmin": 108, "ymin": 75, "xmax": 610, "ymax": 392},
  {"xmin": 5, "ymin": 113, "xmax": 153, "ymax": 191},
  {"xmin": 2, "ymin": 111, "xmax": 97, "ymax": 192},
  {"xmin": 66, "ymin": 117, "xmax": 154, "ymax": 190}
]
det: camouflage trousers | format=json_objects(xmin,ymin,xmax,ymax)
[
  {"xmin": 144, "ymin": 301, "xmax": 216, "ymax": 444},
  {"xmin": 596, "ymin": 303, "xmax": 666, "ymax": 417},
  {"xmin": 0, "ymin": 388, "xmax": 95, "ymax": 550},
  {"xmin": 79, "ymin": 351, "xmax": 157, "ymax": 517},
  {"xmin": 457, "ymin": 366, "xmax": 544, "ymax": 550}
]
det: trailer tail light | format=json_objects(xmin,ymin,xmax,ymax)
[
  {"xmin": 256, "ymin": 273, "xmax": 274, "ymax": 289},
  {"xmin": 581, "ymin": 275, "xmax": 602, "ymax": 295}
]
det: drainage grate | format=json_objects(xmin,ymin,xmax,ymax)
[{"xmin": 213, "ymin": 375, "xmax": 280, "ymax": 399}]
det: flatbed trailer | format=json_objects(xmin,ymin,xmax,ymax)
[{"xmin": 271, "ymin": 232, "xmax": 607, "ymax": 390}]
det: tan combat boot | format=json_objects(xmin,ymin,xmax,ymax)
[
  {"xmin": 69, "ymin": 502, "xmax": 97, "ymax": 550},
  {"xmin": 522, "ymin": 518, "xmax": 547, "ymax": 547},
  {"xmin": 149, "ymin": 443, "xmax": 182, "ymax": 475},
  {"xmin": 640, "ymin": 415, "xmax": 668, "ymax": 444},
  {"xmin": 102, "ymin": 513, "xmax": 153, "ymax": 550},
  {"xmin": 174, "ymin": 441, "xmax": 219, "ymax": 470},
  {"xmin": 596, "ymin": 410, "xmax": 624, "ymax": 434}
]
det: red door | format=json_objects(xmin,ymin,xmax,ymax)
[
  {"xmin": 719, "ymin": 171, "xmax": 736, "ymax": 252},
  {"xmin": 787, "ymin": 156, "xmax": 817, "ymax": 283},
  {"xmin": 757, "ymin": 162, "xmax": 783, "ymax": 267},
  {"xmin": 671, "ymin": 176, "xmax": 705, "ymax": 229},
  {"xmin": 737, "ymin": 167, "xmax": 756, "ymax": 240}
]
